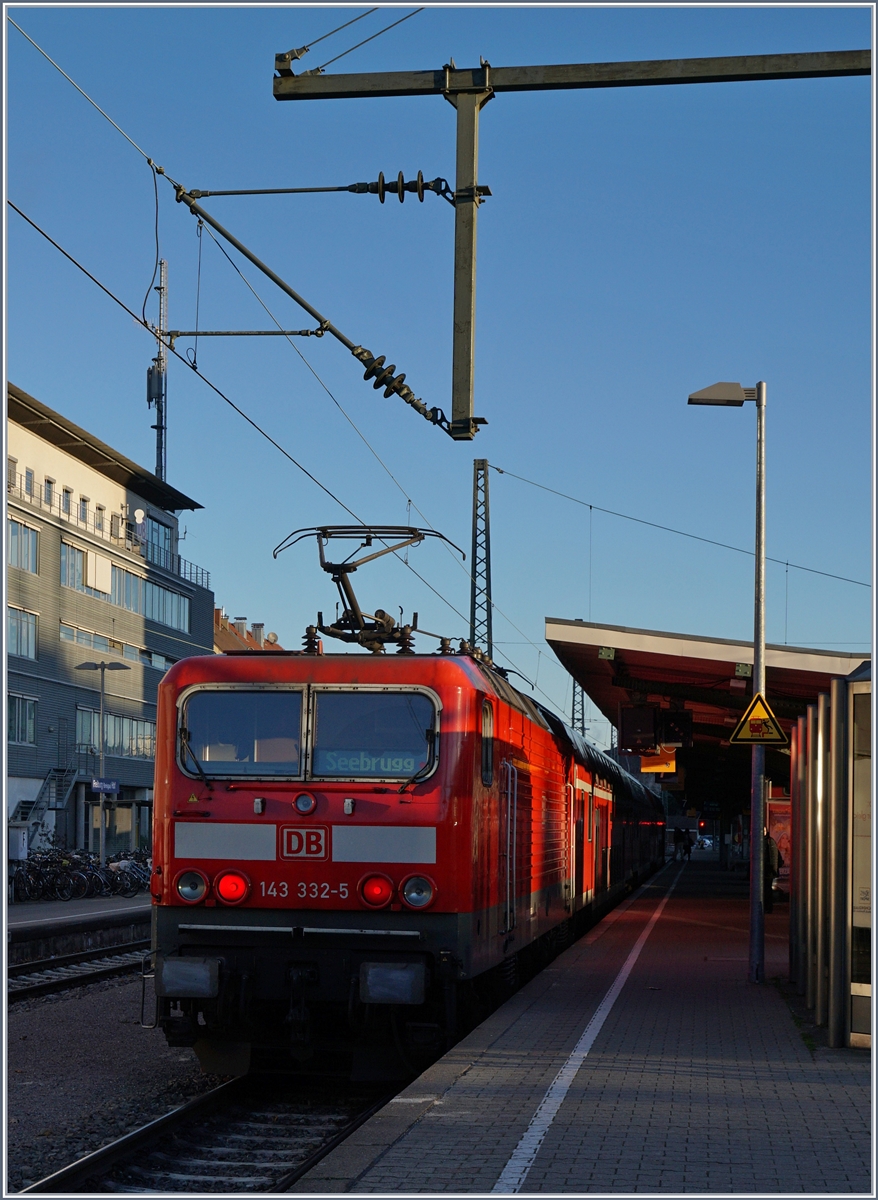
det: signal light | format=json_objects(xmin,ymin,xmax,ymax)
[
  {"xmin": 359, "ymin": 873, "xmax": 394, "ymax": 908},
  {"xmin": 175, "ymin": 870, "xmax": 208, "ymax": 904},
  {"xmin": 215, "ymin": 871, "xmax": 250, "ymax": 904}
]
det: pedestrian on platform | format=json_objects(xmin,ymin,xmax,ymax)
[
  {"xmin": 683, "ymin": 832, "xmax": 693, "ymax": 861},
  {"xmin": 673, "ymin": 827, "xmax": 685, "ymax": 861},
  {"xmin": 764, "ymin": 828, "xmax": 780, "ymax": 913}
]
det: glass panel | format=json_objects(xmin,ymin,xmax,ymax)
[
  {"xmin": 481, "ymin": 701, "xmax": 494, "ymax": 785},
  {"xmin": 183, "ymin": 690, "xmax": 303, "ymax": 776},
  {"xmin": 851, "ymin": 691, "xmax": 871, "ymax": 989},
  {"xmin": 60, "ymin": 624, "xmax": 75, "ymax": 641},
  {"xmin": 312, "ymin": 691, "xmax": 435, "ymax": 778}
]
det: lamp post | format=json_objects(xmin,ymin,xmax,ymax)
[
  {"xmin": 75, "ymin": 660, "xmax": 131, "ymax": 863},
  {"xmin": 688, "ymin": 379, "xmax": 767, "ymax": 984}
]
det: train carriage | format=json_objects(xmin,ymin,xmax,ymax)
[{"xmin": 150, "ymin": 648, "xmax": 664, "ymax": 1076}]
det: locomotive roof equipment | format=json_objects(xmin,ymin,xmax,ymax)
[{"xmin": 273, "ymin": 525, "xmax": 465, "ymax": 654}]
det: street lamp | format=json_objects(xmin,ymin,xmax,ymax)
[
  {"xmin": 75, "ymin": 660, "xmax": 131, "ymax": 864},
  {"xmin": 688, "ymin": 379, "xmax": 767, "ymax": 984}
]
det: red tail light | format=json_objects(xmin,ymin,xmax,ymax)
[
  {"xmin": 215, "ymin": 871, "xmax": 250, "ymax": 904},
  {"xmin": 359, "ymin": 873, "xmax": 394, "ymax": 908}
]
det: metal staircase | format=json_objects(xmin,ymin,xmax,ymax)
[{"xmin": 9, "ymin": 750, "xmax": 92, "ymax": 848}]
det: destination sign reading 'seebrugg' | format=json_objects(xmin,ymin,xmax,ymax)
[{"xmin": 729, "ymin": 693, "xmax": 788, "ymax": 746}]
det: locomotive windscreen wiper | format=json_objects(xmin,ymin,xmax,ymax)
[
  {"xmin": 398, "ymin": 728, "xmax": 437, "ymax": 794},
  {"xmin": 180, "ymin": 727, "xmax": 213, "ymax": 791}
]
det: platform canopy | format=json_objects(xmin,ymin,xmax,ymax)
[
  {"xmin": 546, "ymin": 618, "xmax": 865, "ymax": 743},
  {"xmin": 545, "ymin": 618, "xmax": 868, "ymax": 810}
]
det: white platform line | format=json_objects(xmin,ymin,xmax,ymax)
[{"xmin": 492, "ymin": 864, "xmax": 686, "ymax": 1194}]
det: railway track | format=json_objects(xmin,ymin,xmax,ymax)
[
  {"xmin": 22, "ymin": 1076, "xmax": 393, "ymax": 1193},
  {"xmin": 8, "ymin": 941, "xmax": 150, "ymax": 1000}
]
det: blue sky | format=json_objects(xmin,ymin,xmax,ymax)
[{"xmin": 6, "ymin": 5, "xmax": 873, "ymax": 744}]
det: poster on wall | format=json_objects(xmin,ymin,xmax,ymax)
[{"xmin": 767, "ymin": 802, "xmax": 791, "ymax": 892}]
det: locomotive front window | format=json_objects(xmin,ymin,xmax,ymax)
[
  {"xmin": 181, "ymin": 690, "xmax": 302, "ymax": 776},
  {"xmin": 312, "ymin": 691, "xmax": 436, "ymax": 778}
]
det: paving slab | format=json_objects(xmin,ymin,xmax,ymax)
[{"xmin": 292, "ymin": 859, "xmax": 871, "ymax": 1194}]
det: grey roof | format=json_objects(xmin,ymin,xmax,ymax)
[
  {"xmin": 847, "ymin": 660, "xmax": 872, "ymax": 682},
  {"xmin": 8, "ymin": 382, "xmax": 202, "ymax": 512}
]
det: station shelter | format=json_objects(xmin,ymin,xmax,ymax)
[{"xmin": 546, "ymin": 618, "xmax": 871, "ymax": 1045}]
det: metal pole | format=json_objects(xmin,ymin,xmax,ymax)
[
  {"xmin": 827, "ymin": 677, "xmax": 848, "ymax": 1046},
  {"xmin": 748, "ymin": 380, "xmax": 767, "ymax": 984},
  {"xmin": 814, "ymin": 691, "xmax": 830, "ymax": 1024},
  {"xmin": 175, "ymin": 191, "xmax": 356, "ymax": 351},
  {"xmin": 447, "ymin": 89, "xmax": 493, "ymax": 439},
  {"xmin": 795, "ymin": 713, "xmax": 808, "ymax": 995},
  {"xmin": 788, "ymin": 722, "xmax": 798, "ymax": 983},
  {"xmin": 98, "ymin": 662, "xmax": 106, "ymax": 867},
  {"xmin": 805, "ymin": 704, "xmax": 817, "ymax": 1009}
]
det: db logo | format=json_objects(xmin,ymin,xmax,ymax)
[{"xmin": 281, "ymin": 826, "xmax": 328, "ymax": 860}]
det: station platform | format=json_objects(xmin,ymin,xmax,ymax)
[
  {"xmin": 6, "ymin": 894, "xmax": 151, "ymax": 932},
  {"xmin": 294, "ymin": 855, "xmax": 871, "ymax": 1194}
]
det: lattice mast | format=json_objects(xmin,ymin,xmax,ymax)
[
  {"xmin": 469, "ymin": 458, "xmax": 492, "ymax": 659},
  {"xmin": 571, "ymin": 682, "xmax": 586, "ymax": 735}
]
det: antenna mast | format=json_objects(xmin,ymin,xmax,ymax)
[{"xmin": 147, "ymin": 259, "xmax": 168, "ymax": 480}]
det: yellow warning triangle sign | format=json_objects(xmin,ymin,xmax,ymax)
[{"xmin": 729, "ymin": 692, "xmax": 788, "ymax": 745}]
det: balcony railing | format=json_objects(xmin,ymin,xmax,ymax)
[{"xmin": 7, "ymin": 473, "xmax": 210, "ymax": 590}]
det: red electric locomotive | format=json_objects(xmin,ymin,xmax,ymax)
[
  {"xmin": 150, "ymin": 529, "xmax": 665, "ymax": 1077},
  {"xmin": 151, "ymin": 650, "xmax": 665, "ymax": 1076}
]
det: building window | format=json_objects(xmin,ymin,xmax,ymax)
[
  {"xmin": 62, "ymin": 488, "xmax": 72, "ymax": 515},
  {"xmin": 79, "ymin": 496, "xmax": 89, "ymax": 522},
  {"xmin": 95, "ymin": 505, "xmax": 105, "ymax": 532},
  {"xmin": 25, "ymin": 469, "xmax": 34, "ymax": 496},
  {"xmin": 59, "ymin": 542, "xmax": 111, "ymax": 599},
  {"xmin": 60, "ymin": 541, "xmax": 190, "ymax": 632},
  {"xmin": 7, "ymin": 457, "xmax": 17, "ymax": 489},
  {"xmin": 8, "ymin": 607, "xmax": 37, "ymax": 659},
  {"xmin": 76, "ymin": 707, "xmax": 156, "ymax": 760},
  {"xmin": 110, "ymin": 512, "xmax": 121, "ymax": 539},
  {"xmin": 8, "ymin": 695, "xmax": 36, "ymax": 745},
  {"xmin": 45, "ymin": 478, "xmax": 54, "ymax": 506},
  {"xmin": 7, "ymin": 519, "xmax": 38, "ymax": 573}
]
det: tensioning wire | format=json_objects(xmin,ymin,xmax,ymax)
[{"xmin": 491, "ymin": 465, "xmax": 869, "ymax": 590}]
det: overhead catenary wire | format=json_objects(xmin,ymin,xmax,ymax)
[
  {"xmin": 8, "ymin": 17, "xmax": 155, "ymax": 164},
  {"xmin": 4, "ymin": 17, "xmax": 553, "ymax": 700},
  {"xmin": 491, "ymin": 465, "xmax": 870, "ymax": 590},
  {"xmin": 141, "ymin": 163, "xmax": 161, "ymax": 325},
  {"xmin": 280, "ymin": 8, "xmax": 379, "ymax": 58},
  {"xmin": 1, "ymin": 19, "xmax": 703, "ymax": 732},
  {"xmin": 8, "ymin": 201, "xmax": 361, "ymax": 524},
  {"xmin": 315, "ymin": 8, "xmax": 424, "ymax": 71},
  {"xmin": 194, "ymin": 222, "xmax": 565, "ymax": 703},
  {"xmin": 7, "ymin": 201, "xmax": 516, "ymax": 696}
]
